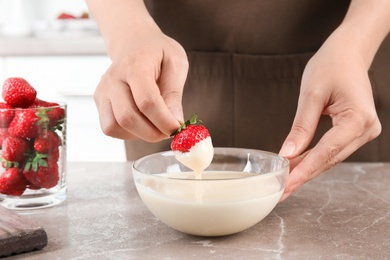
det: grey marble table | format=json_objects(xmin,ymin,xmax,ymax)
[{"xmin": 5, "ymin": 162, "xmax": 390, "ymax": 259}]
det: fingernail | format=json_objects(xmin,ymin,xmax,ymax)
[
  {"xmin": 279, "ymin": 192, "xmax": 291, "ymax": 202},
  {"xmin": 279, "ymin": 141, "xmax": 295, "ymax": 157},
  {"xmin": 280, "ymin": 183, "xmax": 301, "ymax": 202},
  {"xmin": 289, "ymin": 182, "xmax": 301, "ymax": 192}
]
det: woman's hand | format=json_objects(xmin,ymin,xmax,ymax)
[
  {"xmin": 279, "ymin": 0, "xmax": 390, "ymax": 201},
  {"xmin": 94, "ymin": 30, "xmax": 188, "ymax": 141},
  {"xmin": 87, "ymin": 0, "xmax": 188, "ymax": 142},
  {"xmin": 279, "ymin": 30, "xmax": 382, "ymax": 201}
]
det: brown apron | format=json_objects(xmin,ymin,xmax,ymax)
[{"xmin": 126, "ymin": 0, "xmax": 390, "ymax": 162}]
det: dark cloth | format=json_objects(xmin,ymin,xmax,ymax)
[{"xmin": 126, "ymin": 0, "xmax": 390, "ymax": 162}]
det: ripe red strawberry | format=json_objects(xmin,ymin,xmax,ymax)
[
  {"xmin": 171, "ymin": 115, "xmax": 211, "ymax": 153},
  {"xmin": 1, "ymin": 136, "xmax": 29, "ymax": 163},
  {"xmin": 47, "ymin": 107, "xmax": 65, "ymax": 127},
  {"xmin": 27, "ymin": 182, "xmax": 41, "ymax": 190},
  {"xmin": 0, "ymin": 102, "xmax": 15, "ymax": 127},
  {"xmin": 41, "ymin": 104, "xmax": 65, "ymax": 128},
  {"xmin": 0, "ymin": 168, "xmax": 28, "ymax": 196},
  {"xmin": 0, "ymin": 127, "xmax": 9, "ymax": 147},
  {"xmin": 8, "ymin": 109, "xmax": 40, "ymax": 138},
  {"xmin": 48, "ymin": 148, "xmax": 60, "ymax": 162},
  {"xmin": 2, "ymin": 77, "xmax": 37, "ymax": 108},
  {"xmin": 30, "ymin": 98, "xmax": 50, "ymax": 107},
  {"xmin": 57, "ymin": 12, "xmax": 76, "ymax": 19},
  {"xmin": 30, "ymin": 99, "xmax": 65, "ymax": 128},
  {"xmin": 34, "ymin": 131, "xmax": 61, "ymax": 153},
  {"xmin": 23, "ymin": 159, "xmax": 59, "ymax": 189}
]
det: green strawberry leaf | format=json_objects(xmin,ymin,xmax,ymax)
[
  {"xmin": 24, "ymin": 161, "xmax": 31, "ymax": 172},
  {"xmin": 37, "ymin": 158, "xmax": 47, "ymax": 167},
  {"xmin": 32, "ymin": 160, "xmax": 38, "ymax": 172},
  {"xmin": 1, "ymin": 158, "xmax": 19, "ymax": 169},
  {"xmin": 36, "ymin": 108, "xmax": 50, "ymax": 126},
  {"xmin": 23, "ymin": 151, "xmax": 49, "ymax": 172},
  {"xmin": 170, "ymin": 114, "xmax": 202, "ymax": 137}
]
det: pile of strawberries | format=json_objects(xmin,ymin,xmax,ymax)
[{"xmin": 0, "ymin": 77, "xmax": 65, "ymax": 196}]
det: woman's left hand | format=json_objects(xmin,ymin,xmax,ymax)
[{"xmin": 279, "ymin": 29, "xmax": 382, "ymax": 201}]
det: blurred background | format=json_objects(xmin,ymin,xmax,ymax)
[
  {"xmin": 0, "ymin": 0, "xmax": 97, "ymax": 36},
  {"xmin": 0, "ymin": 0, "xmax": 127, "ymax": 162}
]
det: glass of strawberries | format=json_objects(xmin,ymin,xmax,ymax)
[{"xmin": 0, "ymin": 77, "xmax": 67, "ymax": 209}]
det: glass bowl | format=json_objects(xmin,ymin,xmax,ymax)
[{"xmin": 132, "ymin": 147, "xmax": 289, "ymax": 237}]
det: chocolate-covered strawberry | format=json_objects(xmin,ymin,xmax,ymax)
[{"xmin": 171, "ymin": 114, "xmax": 214, "ymax": 174}]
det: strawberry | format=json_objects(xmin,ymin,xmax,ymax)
[
  {"xmin": 47, "ymin": 107, "xmax": 65, "ymax": 127},
  {"xmin": 41, "ymin": 104, "xmax": 64, "ymax": 128},
  {"xmin": 1, "ymin": 136, "xmax": 29, "ymax": 163},
  {"xmin": 30, "ymin": 99, "xmax": 65, "ymax": 128},
  {"xmin": 0, "ymin": 102, "xmax": 15, "ymax": 127},
  {"xmin": 34, "ymin": 130, "xmax": 61, "ymax": 153},
  {"xmin": 23, "ymin": 158, "xmax": 59, "ymax": 189},
  {"xmin": 30, "ymin": 98, "xmax": 50, "ymax": 107},
  {"xmin": 171, "ymin": 114, "xmax": 211, "ymax": 153},
  {"xmin": 0, "ymin": 168, "xmax": 28, "ymax": 196},
  {"xmin": 26, "ymin": 182, "xmax": 41, "ymax": 190},
  {"xmin": 2, "ymin": 77, "xmax": 37, "ymax": 108},
  {"xmin": 57, "ymin": 12, "xmax": 77, "ymax": 19},
  {"xmin": 8, "ymin": 109, "xmax": 40, "ymax": 138},
  {"xmin": 48, "ymin": 148, "xmax": 60, "ymax": 162},
  {"xmin": 0, "ymin": 127, "xmax": 9, "ymax": 147}
]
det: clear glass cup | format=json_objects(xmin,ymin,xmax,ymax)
[{"xmin": 0, "ymin": 102, "xmax": 67, "ymax": 210}]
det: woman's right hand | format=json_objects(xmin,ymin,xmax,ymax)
[{"xmin": 87, "ymin": 0, "xmax": 188, "ymax": 142}]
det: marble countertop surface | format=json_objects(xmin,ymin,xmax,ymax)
[
  {"xmin": 0, "ymin": 36, "xmax": 106, "ymax": 56},
  {"xmin": 5, "ymin": 161, "xmax": 390, "ymax": 259}
]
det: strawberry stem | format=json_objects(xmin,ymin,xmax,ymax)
[
  {"xmin": 170, "ymin": 114, "xmax": 202, "ymax": 137},
  {"xmin": 23, "ymin": 152, "xmax": 48, "ymax": 172}
]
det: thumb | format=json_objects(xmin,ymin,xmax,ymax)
[
  {"xmin": 161, "ymin": 80, "xmax": 185, "ymax": 124},
  {"xmin": 159, "ymin": 54, "xmax": 188, "ymax": 124},
  {"xmin": 279, "ymin": 96, "xmax": 323, "ymax": 158}
]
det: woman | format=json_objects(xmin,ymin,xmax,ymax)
[{"xmin": 85, "ymin": 0, "xmax": 390, "ymax": 201}]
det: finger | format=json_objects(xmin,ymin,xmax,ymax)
[
  {"xmin": 128, "ymin": 62, "xmax": 182, "ymax": 136},
  {"xmin": 94, "ymin": 93, "xmax": 136, "ymax": 140},
  {"xmin": 108, "ymin": 80, "xmax": 168, "ymax": 142},
  {"xmin": 278, "ymin": 151, "xmax": 309, "ymax": 202},
  {"xmin": 283, "ymin": 120, "xmax": 377, "ymax": 198},
  {"xmin": 159, "ymin": 47, "xmax": 188, "ymax": 123},
  {"xmin": 280, "ymin": 130, "xmax": 356, "ymax": 203},
  {"xmin": 287, "ymin": 150, "xmax": 309, "ymax": 172},
  {"xmin": 94, "ymin": 72, "xmax": 166, "ymax": 141},
  {"xmin": 94, "ymin": 80, "xmax": 138, "ymax": 140},
  {"xmin": 279, "ymin": 89, "xmax": 324, "ymax": 158}
]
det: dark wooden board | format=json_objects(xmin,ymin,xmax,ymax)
[{"xmin": 0, "ymin": 206, "xmax": 47, "ymax": 258}]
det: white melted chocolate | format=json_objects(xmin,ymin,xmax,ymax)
[
  {"xmin": 136, "ymin": 171, "xmax": 284, "ymax": 236},
  {"xmin": 173, "ymin": 136, "xmax": 214, "ymax": 176}
]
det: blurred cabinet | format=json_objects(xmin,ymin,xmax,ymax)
[{"xmin": 0, "ymin": 56, "xmax": 127, "ymax": 162}]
